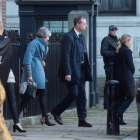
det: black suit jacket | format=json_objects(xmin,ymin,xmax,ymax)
[
  {"xmin": 0, "ymin": 35, "xmax": 13, "ymax": 88},
  {"xmin": 58, "ymin": 28, "xmax": 92, "ymax": 84},
  {"xmin": 114, "ymin": 44, "xmax": 135, "ymax": 98},
  {"xmin": 100, "ymin": 34, "xmax": 119, "ymax": 66}
]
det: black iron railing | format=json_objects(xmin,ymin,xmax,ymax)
[{"xmin": 3, "ymin": 30, "xmax": 76, "ymax": 119}]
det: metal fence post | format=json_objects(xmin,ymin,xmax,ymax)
[
  {"xmin": 136, "ymin": 81, "xmax": 140, "ymax": 140},
  {"xmin": 107, "ymin": 80, "xmax": 120, "ymax": 135}
]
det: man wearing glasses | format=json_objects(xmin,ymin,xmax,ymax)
[
  {"xmin": 51, "ymin": 16, "xmax": 92, "ymax": 127},
  {"xmin": 100, "ymin": 25, "xmax": 119, "ymax": 109}
]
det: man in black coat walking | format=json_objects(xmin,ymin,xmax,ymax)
[
  {"xmin": 51, "ymin": 16, "xmax": 92, "ymax": 127},
  {"xmin": 100, "ymin": 25, "xmax": 119, "ymax": 109}
]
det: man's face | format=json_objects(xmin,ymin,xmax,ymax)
[
  {"xmin": 109, "ymin": 29, "xmax": 117, "ymax": 36},
  {"xmin": 77, "ymin": 19, "xmax": 87, "ymax": 32}
]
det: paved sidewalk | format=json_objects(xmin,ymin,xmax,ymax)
[{"xmin": 10, "ymin": 98, "xmax": 138, "ymax": 140}]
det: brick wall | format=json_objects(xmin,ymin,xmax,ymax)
[
  {"xmin": 0, "ymin": 0, "xmax": 2, "ymax": 22},
  {"xmin": 1, "ymin": 0, "xmax": 6, "ymax": 26}
]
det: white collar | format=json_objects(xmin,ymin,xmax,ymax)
[{"xmin": 74, "ymin": 28, "xmax": 81, "ymax": 37}]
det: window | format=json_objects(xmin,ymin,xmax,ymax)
[
  {"xmin": 98, "ymin": 0, "xmax": 136, "ymax": 16},
  {"xmin": 36, "ymin": 18, "xmax": 68, "ymax": 33}
]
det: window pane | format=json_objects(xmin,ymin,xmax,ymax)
[
  {"xmin": 44, "ymin": 21, "xmax": 49, "ymax": 29},
  {"xmin": 36, "ymin": 19, "xmax": 68, "ymax": 33},
  {"xmin": 63, "ymin": 21, "xmax": 68, "ymax": 33},
  {"xmin": 50, "ymin": 21, "xmax": 62, "ymax": 32},
  {"xmin": 98, "ymin": 0, "xmax": 136, "ymax": 11}
]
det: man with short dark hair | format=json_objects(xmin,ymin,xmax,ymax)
[
  {"xmin": 51, "ymin": 16, "xmax": 93, "ymax": 127},
  {"xmin": 101, "ymin": 25, "xmax": 119, "ymax": 109}
]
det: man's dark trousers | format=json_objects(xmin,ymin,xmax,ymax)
[
  {"xmin": 53, "ymin": 67, "xmax": 86, "ymax": 121},
  {"xmin": 118, "ymin": 97, "xmax": 134, "ymax": 119},
  {"xmin": 104, "ymin": 65, "xmax": 114, "ymax": 108}
]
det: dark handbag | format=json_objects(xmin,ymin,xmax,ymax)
[
  {"xmin": 20, "ymin": 81, "xmax": 37, "ymax": 99},
  {"xmin": 136, "ymin": 78, "xmax": 140, "ymax": 103}
]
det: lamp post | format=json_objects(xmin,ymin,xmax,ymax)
[{"xmin": 90, "ymin": 0, "xmax": 102, "ymax": 106}]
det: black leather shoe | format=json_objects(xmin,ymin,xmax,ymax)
[
  {"xmin": 51, "ymin": 110, "xmax": 63, "ymax": 125},
  {"xmin": 119, "ymin": 118, "xmax": 126, "ymax": 125},
  {"xmin": 40, "ymin": 116, "xmax": 55, "ymax": 126},
  {"xmin": 78, "ymin": 120, "xmax": 93, "ymax": 127}
]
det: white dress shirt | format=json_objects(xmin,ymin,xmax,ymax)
[{"xmin": 74, "ymin": 28, "xmax": 81, "ymax": 37}]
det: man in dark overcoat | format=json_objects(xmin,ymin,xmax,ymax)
[
  {"xmin": 100, "ymin": 25, "xmax": 119, "ymax": 109},
  {"xmin": 51, "ymin": 16, "xmax": 93, "ymax": 127}
]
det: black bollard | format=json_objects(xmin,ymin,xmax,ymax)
[
  {"xmin": 136, "ymin": 80, "xmax": 140, "ymax": 140},
  {"xmin": 107, "ymin": 80, "xmax": 120, "ymax": 135}
]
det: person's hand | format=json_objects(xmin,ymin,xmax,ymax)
[
  {"xmin": 65, "ymin": 75, "xmax": 71, "ymax": 81},
  {"xmin": 0, "ymin": 27, "xmax": 4, "ymax": 35},
  {"xmin": 27, "ymin": 76, "xmax": 32, "ymax": 82},
  {"xmin": 42, "ymin": 61, "xmax": 46, "ymax": 67}
]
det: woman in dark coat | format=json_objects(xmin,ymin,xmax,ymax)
[
  {"xmin": 114, "ymin": 34, "xmax": 135, "ymax": 125},
  {"xmin": 0, "ymin": 22, "xmax": 26, "ymax": 132}
]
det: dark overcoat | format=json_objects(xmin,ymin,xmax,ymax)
[
  {"xmin": 114, "ymin": 44, "xmax": 135, "ymax": 98},
  {"xmin": 58, "ymin": 28, "xmax": 92, "ymax": 84},
  {"xmin": 0, "ymin": 36, "xmax": 13, "ymax": 88}
]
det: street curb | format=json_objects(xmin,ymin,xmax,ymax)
[{"xmin": 5, "ymin": 108, "xmax": 77, "ymax": 130}]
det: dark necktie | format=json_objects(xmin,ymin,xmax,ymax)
[
  {"xmin": 79, "ymin": 34, "xmax": 85, "ymax": 64},
  {"xmin": 79, "ymin": 34, "xmax": 82, "ymax": 42}
]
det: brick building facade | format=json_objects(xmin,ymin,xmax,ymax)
[
  {"xmin": 1, "ymin": 0, "xmax": 6, "ymax": 26},
  {"xmin": 0, "ymin": 0, "xmax": 6, "ymax": 26},
  {"xmin": 0, "ymin": 0, "xmax": 1, "ymax": 21}
]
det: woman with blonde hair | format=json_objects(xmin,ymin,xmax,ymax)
[{"xmin": 114, "ymin": 34, "xmax": 135, "ymax": 125}]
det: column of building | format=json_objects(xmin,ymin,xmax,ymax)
[
  {"xmin": 135, "ymin": 0, "xmax": 140, "ymax": 66},
  {"xmin": 137, "ymin": 0, "xmax": 140, "ymax": 16}
]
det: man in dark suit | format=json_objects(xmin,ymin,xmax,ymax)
[{"xmin": 51, "ymin": 16, "xmax": 93, "ymax": 127}]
